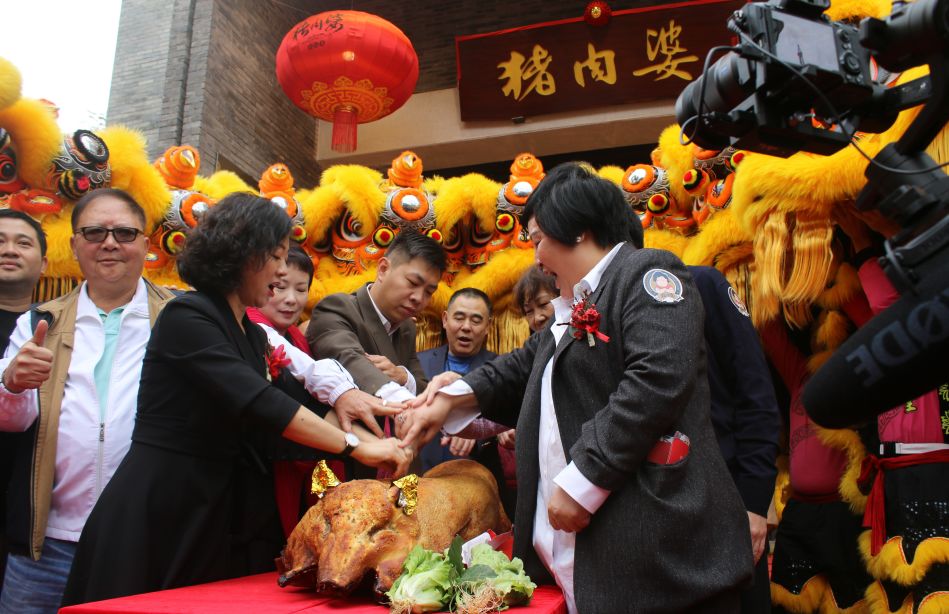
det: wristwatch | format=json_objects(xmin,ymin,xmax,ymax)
[{"xmin": 341, "ymin": 432, "xmax": 360, "ymax": 457}]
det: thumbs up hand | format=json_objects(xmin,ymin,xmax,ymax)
[{"xmin": 2, "ymin": 319, "xmax": 54, "ymax": 393}]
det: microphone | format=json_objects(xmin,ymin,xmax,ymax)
[{"xmin": 802, "ymin": 262, "xmax": 949, "ymax": 429}]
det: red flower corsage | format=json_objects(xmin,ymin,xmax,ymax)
[
  {"xmin": 561, "ymin": 296, "xmax": 610, "ymax": 347},
  {"xmin": 265, "ymin": 344, "xmax": 291, "ymax": 381}
]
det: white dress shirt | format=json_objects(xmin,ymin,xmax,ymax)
[
  {"xmin": 439, "ymin": 243, "xmax": 625, "ymax": 614},
  {"xmin": 365, "ymin": 284, "xmax": 416, "ymax": 403},
  {"xmin": 258, "ymin": 323, "xmax": 356, "ymax": 406}
]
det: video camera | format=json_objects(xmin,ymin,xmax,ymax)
[{"xmin": 675, "ymin": 0, "xmax": 949, "ymax": 428}]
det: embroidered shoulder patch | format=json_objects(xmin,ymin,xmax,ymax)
[
  {"xmin": 643, "ymin": 268, "xmax": 684, "ymax": 303},
  {"xmin": 728, "ymin": 286, "xmax": 750, "ymax": 317}
]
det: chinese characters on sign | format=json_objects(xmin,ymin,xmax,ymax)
[
  {"xmin": 632, "ymin": 20, "xmax": 699, "ymax": 81},
  {"xmin": 457, "ymin": 0, "xmax": 744, "ymax": 121},
  {"xmin": 498, "ymin": 45, "xmax": 557, "ymax": 101},
  {"xmin": 573, "ymin": 44, "xmax": 617, "ymax": 88},
  {"xmin": 499, "ymin": 20, "xmax": 697, "ymax": 103}
]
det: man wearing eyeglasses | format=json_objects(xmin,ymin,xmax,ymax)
[{"xmin": 0, "ymin": 188, "xmax": 175, "ymax": 614}]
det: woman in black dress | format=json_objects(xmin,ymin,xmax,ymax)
[{"xmin": 62, "ymin": 194, "xmax": 410, "ymax": 605}]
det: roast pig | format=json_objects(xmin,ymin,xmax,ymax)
[{"xmin": 276, "ymin": 459, "xmax": 512, "ymax": 596}]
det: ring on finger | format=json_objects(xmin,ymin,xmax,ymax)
[
  {"xmin": 382, "ymin": 399, "xmax": 388, "ymax": 407},
  {"xmin": 397, "ymin": 413, "xmax": 407, "ymax": 424}
]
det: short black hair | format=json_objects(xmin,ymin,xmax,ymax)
[
  {"xmin": 513, "ymin": 265, "xmax": 558, "ymax": 314},
  {"xmin": 523, "ymin": 162, "xmax": 633, "ymax": 249},
  {"xmin": 71, "ymin": 188, "xmax": 146, "ymax": 231},
  {"xmin": 178, "ymin": 193, "xmax": 292, "ymax": 296},
  {"xmin": 447, "ymin": 287, "xmax": 493, "ymax": 317},
  {"xmin": 384, "ymin": 230, "xmax": 446, "ymax": 273},
  {"xmin": 286, "ymin": 244, "xmax": 314, "ymax": 288},
  {"xmin": 0, "ymin": 209, "xmax": 47, "ymax": 256}
]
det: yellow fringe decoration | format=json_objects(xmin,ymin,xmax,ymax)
[
  {"xmin": 643, "ymin": 228, "xmax": 689, "ymax": 258},
  {"xmin": 859, "ymin": 532, "xmax": 949, "ymax": 587},
  {"xmin": 0, "ymin": 56, "xmax": 21, "ymax": 109},
  {"xmin": 772, "ymin": 574, "xmax": 871, "ymax": 613},
  {"xmin": 722, "ymin": 261, "xmax": 755, "ymax": 321},
  {"xmin": 191, "ymin": 170, "xmax": 254, "ymax": 200},
  {"xmin": 918, "ymin": 593, "xmax": 949, "ymax": 614},
  {"xmin": 825, "ymin": 0, "xmax": 891, "ymax": 21},
  {"xmin": 774, "ymin": 454, "xmax": 791, "ymax": 521},
  {"xmin": 864, "ymin": 580, "xmax": 914, "ymax": 614},
  {"xmin": 863, "ymin": 579, "xmax": 949, "ymax": 614},
  {"xmin": 429, "ymin": 174, "xmax": 501, "ymax": 235},
  {"xmin": 654, "ymin": 124, "xmax": 696, "ymax": 207},
  {"xmin": 683, "ymin": 208, "xmax": 750, "ymax": 266},
  {"xmin": 784, "ymin": 301, "xmax": 815, "ymax": 330},
  {"xmin": 33, "ymin": 277, "xmax": 78, "ymax": 304},
  {"xmin": 98, "ymin": 126, "xmax": 172, "ymax": 230},
  {"xmin": 39, "ymin": 212, "xmax": 81, "ymax": 280},
  {"xmin": 316, "ymin": 165, "xmax": 386, "ymax": 232},
  {"xmin": 434, "ymin": 248, "xmax": 535, "ymax": 315},
  {"xmin": 925, "ymin": 121, "xmax": 949, "ymax": 167},
  {"xmin": 814, "ymin": 424, "xmax": 868, "ymax": 513},
  {"xmin": 596, "ymin": 165, "xmax": 626, "ymax": 186},
  {"xmin": 816, "ymin": 263, "xmax": 862, "ymax": 311},
  {"xmin": 813, "ymin": 310, "xmax": 853, "ymax": 353},
  {"xmin": 0, "ymin": 98, "xmax": 62, "ymax": 189},
  {"xmin": 753, "ymin": 210, "xmax": 789, "ymax": 322},
  {"xmin": 414, "ymin": 313, "xmax": 443, "ymax": 353},
  {"xmin": 784, "ymin": 213, "xmax": 834, "ymax": 304},
  {"xmin": 808, "ymin": 349, "xmax": 835, "ymax": 374},
  {"xmin": 463, "ymin": 173, "xmax": 506, "ymax": 232},
  {"xmin": 314, "ymin": 259, "xmax": 375, "ymax": 299}
]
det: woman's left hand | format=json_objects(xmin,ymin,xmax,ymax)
[
  {"xmin": 547, "ymin": 485, "xmax": 591, "ymax": 533},
  {"xmin": 353, "ymin": 437, "xmax": 413, "ymax": 477},
  {"xmin": 334, "ymin": 388, "xmax": 405, "ymax": 438}
]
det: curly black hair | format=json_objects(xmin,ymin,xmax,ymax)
[{"xmin": 177, "ymin": 193, "xmax": 292, "ymax": 296}]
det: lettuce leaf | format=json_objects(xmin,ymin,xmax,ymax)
[
  {"xmin": 467, "ymin": 543, "xmax": 537, "ymax": 606},
  {"xmin": 386, "ymin": 545, "xmax": 456, "ymax": 612}
]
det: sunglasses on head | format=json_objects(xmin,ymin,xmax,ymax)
[{"xmin": 75, "ymin": 226, "xmax": 144, "ymax": 243}]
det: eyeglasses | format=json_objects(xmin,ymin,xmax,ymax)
[{"xmin": 75, "ymin": 226, "xmax": 144, "ymax": 244}]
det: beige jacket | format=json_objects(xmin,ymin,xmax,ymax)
[{"xmin": 18, "ymin": 279, "xmax": 174, "ymax": 558}]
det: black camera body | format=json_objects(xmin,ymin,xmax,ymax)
[
  {"xmin": 676, "ymin": 0, "xmax": 889, "ymax": 157},
  {"xmin": 675, "ymin": 0, "xmax": 949, "ymax": 427}
]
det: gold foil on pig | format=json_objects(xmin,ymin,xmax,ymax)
[
  {"xmin": 393, "ymin": 474, "xmax": 419, "ymax": 515},
  {"xmin": 310, "ymin": 460, "xmax": 341, "ymax": 498}
]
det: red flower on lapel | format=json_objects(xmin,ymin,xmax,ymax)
[
  {"xmin": 562, "ymin": 295, "xmax": 610, "ymax": 347},
  {"xmin": 265, "ymin": 344, "xmax": 291, "ymax": 381}
]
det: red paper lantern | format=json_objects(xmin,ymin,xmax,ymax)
[{"xmin": 276, "ymin": 11, "xmax": 419, "ymax": 153}]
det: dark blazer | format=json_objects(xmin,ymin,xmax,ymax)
[
  {"xmin": 307, "ymin": 284, "xmax": 427, "ymax": 394},
  {"xmin": 464, "ymin": 246, "xmax": 753, "ymax": 613},
  {"xmin": 689, "ymin": 266, "xmax": 779, "ymax": 518}
]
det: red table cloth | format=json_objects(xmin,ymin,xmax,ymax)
[{"xmin": 59, "ymin": 572, "xmax": 567, "ymax": 614}]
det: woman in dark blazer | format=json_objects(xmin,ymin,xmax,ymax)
[
  {"xmin": 63, "ymin": 194, "xmax": 410, "ymax": 606},
  {"xmin": 402, "ymin": 163, "xmax": 753, "ymax": 613}
]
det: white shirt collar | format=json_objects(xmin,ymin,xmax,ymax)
[
  {"xmin": 77, "ymin": 278, "xmax": 149, "ymax": 321},
  {"xmin": 366, "ymin": 283, "xmax": 397, "ymax": 334},
  {"xmin": 552, "ymin": 242, "xmax": 625, "ymax": 323}
]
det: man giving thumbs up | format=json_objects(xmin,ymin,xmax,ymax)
[{"xmin": 0, "ymin": 189, "xmax": 176, "ymax": 614}]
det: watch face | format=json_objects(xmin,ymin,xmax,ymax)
[{"xmin": 344, "ymin": 432, "xmax": 360, "ymax": 447}]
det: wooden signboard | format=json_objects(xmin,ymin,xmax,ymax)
[{"xmin": 456, "ymin": 0, "xmax": 744, "ymax": 121}]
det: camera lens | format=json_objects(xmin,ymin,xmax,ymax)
[{"xmin": 674, "ymin": 52, "xmax": 751, "ymax": 150}]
